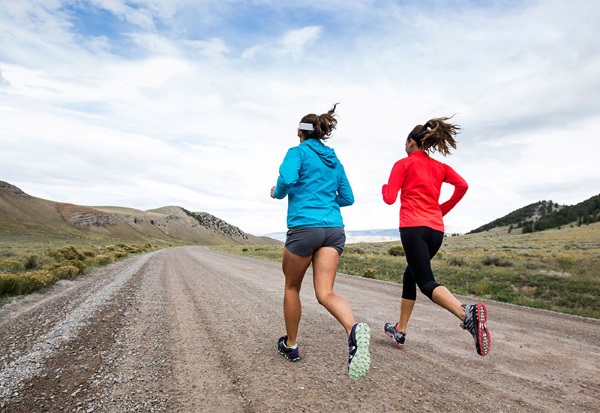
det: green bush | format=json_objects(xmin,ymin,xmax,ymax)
[
  {"xmin": 94, "ymin": 254, "xmax": 114, "ymax": 266},
  {"xmin": 388, "ymin": 246, "xmax": 405, "ymax": 257},
  {"xmin": 53, "ymin": 265, "xmax": 80, "ymax": 280},
  {"xmin": 50, "ymin": 245, "xmax": 86, "ymax": 261},
  {"xmin": 0, "ymin": 270, "xmax": 57, "ymax": 295}
]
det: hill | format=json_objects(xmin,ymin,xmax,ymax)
[
  {"xmin": 0, "ymin": 180, "xmax": 279, "ymax": 246},
  {"xmin": 469, "ymin": 194, "xmax": 600, "ymax": 234}
]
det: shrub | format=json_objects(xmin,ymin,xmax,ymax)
[
  {"xmin": 48, "ymin": 245, "xmax": 87, "ymax": 262},
  {"xmin": 114, "ymin": 250, "xmax": 128, "ymax": 259},
  {"xmin": 94, "ymin": 254, "xmax": 114, "ymax": 266},
  {"xmin": 363, "ymin": 268, "xmax": 377, "ymax": 278},
  {"xmin": 53, "ymin": 265, "xmax": 80, "ymax": 280},
  {"xmin": 61, "ymin": 259, "xmax": 87, "ymax": 274},
  {"xmin": 0, "ymin": 260, "xmax": 25, "ymax": 273},
  {"xmin": 0, "ymin": 270, "xmax": 56, "ymax": 295},
  {"xmin": 448, "ymin": 257, "xmax": 467, "ymax": 266},
  {"xmin": 23, "ymin": 254, "xmax": 41, "ymax": 270},
  {"xmin": 482, "ymin": 256, "xmax": 513, "ymax": 267},
  {"xmin": 388, "ymin": 246, "xmax": 405, "ymax": 257}
]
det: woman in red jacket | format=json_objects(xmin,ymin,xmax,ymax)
[{"xmin": 382, "ymin": 116, "xmax": 491, "ymax": 356}]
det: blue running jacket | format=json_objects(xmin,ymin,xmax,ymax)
[{"xmin": 273, "ymin": 139, "xmax": 354, "ymax": 229}]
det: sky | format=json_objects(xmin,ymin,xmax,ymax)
[{"xmin": 1, "ymin": 0, "xmax": 599, "ymax": 236}]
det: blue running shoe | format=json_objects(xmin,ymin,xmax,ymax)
[
  {"xmin": 277, "ymin": 336, "xmax": 300, "ymax": 362},
  {"xmin": 384, "ymin": 322, "xmax": 406, "ymax": 347},
  {"xmin": 347, "ymin": 322, "xmax": 371, "ymax": 380}
]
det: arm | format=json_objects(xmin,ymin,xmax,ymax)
[
  {"xmin": 440, "ymin": 165, "xmax": 468, "ymax": 216},
  {"xmin": 272, "ymin": 148, "xmax": 302, "ymax": 199},
  {"xmin": 335, "ymin": 165, "xmax": 354, "ymax": 207},
  {"xmin": 382, "ymin": 161, "xmax": 404, "ymax": 205}
]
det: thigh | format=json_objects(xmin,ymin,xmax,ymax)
[
  {"xmin": 401, "ymin": 227, "xmax": 435, "ymax": 283},
  {"xmin": 428, "ymin": 230, "xmax": 444, "ymax": 258},
  {"xmin": 312, "ymin": 247, "xmax": 341, "ymax": 295},
  {"xmin": 282, "ymin": 247, "xmax": 312, "ymax": 290}
]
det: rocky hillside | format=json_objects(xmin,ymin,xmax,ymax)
[{"xmin": 0, "ymin": 180, "xmax": 278, "ymax": 246}]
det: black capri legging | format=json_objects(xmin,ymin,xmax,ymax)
[{"xmin": 400, "ymin": 226, "xmax": 444, "ymax": 301}]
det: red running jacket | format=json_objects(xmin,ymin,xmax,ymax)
[{"xmin": 382, "ymin": 151, "xmax": 468, "ymax": 232}]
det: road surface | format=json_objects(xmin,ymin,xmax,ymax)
[{"xmin": 1, "ymin": 246, "xmax": 598, "ymax": 412}]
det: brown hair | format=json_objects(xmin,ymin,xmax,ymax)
[
  {"xmin": 407, "ymin": 116, "xmax": 460, "ymax": 156},
  {"xmin": 299, "ymin": 103, "xmax": 339, "ymax": 141}
]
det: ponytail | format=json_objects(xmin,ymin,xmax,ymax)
[{"xmin": 409, "ymin": 116, "xmax": 460, "ymax": 156}]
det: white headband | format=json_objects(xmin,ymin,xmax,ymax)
[{"xmin": 298, "ymin": 122, "xmax": 314, "ymax": 131}]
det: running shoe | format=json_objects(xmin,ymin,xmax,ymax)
[
  {"xmin": 460, "ymin": 302, "xmax": 491, "ymax": 356},
  {"xmin": 347, "ymin": 322, "xmax": 371, "ymax": 380},
  {"xmin": 384, "ymin": 322, "xmax": 406, "ymax": 347},
  {"xmin": 277, "ymin": 336, "xmax": 300, "ymax": 362}
]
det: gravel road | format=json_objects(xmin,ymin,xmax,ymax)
[{"xmin": 1, "ymin": 246, "xmax": 598, "ymax": 412}]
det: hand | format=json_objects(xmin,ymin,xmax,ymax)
[{"xmin": 270, "ymin": 186, "xmax": 276, "ymax": 198}]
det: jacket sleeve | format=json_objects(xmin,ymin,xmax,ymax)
[
  {"xmin": 440, "ymin": 164, "xmax": 468, "ymax": 216},
  {"xmin": 273, "ymin": 147, "xmax": 302, "ymax": 199},
  {"xmin": 335, "ymin": 164, "xmax": 354, "ymax": 207},
  {"xmin": 382, "ymin": 161, "xmax": 404, "ymax": 205}
]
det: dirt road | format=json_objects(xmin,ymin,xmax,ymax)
[{"xmin": 1, "ymin": 246, "xmax": 598, "ymax": 412}]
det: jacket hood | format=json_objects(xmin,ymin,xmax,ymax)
[{"xmin": 303, "ymin": 139, "xmax": 338, "ymax": 168}]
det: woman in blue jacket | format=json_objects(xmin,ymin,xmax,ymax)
[{"xmin": 270, "ymin": 104, "xmax": 370, "ymax": 380}]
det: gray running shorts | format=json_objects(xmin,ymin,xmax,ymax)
[{"xmin": 284, "ymin": 227, "xmax": 346, "ymax": 257}]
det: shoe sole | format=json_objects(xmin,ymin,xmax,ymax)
[
  {"xmin": 384, "ymin": 325, "xmax": 405, "ymax": 348},
  {"xmin": 278, "ymin": 347, "xmax": 300, "ymax": 362},
  {"xmin": 348, "ymin": 323, "xmax": 371, "ymax": 380},
  {"xmin": 475, "ymin": 302, "xmax": 491, "ymax": 356}
]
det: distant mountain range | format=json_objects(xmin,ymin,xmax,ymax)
[{"xmin": 0, "ymin": 180, "xmax": 278, "ymax": 246}]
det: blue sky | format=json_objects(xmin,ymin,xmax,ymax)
[{"xmin": 1, "ymin": 0, "xmax": 599, "ymax": 235}]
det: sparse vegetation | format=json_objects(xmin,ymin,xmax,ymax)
[
  {"xmin": 212, "ymin": 222, "xmax": 600, "ymax": 319},
  {"xmin": 0, "ymin": 242, "xmax": 158, "ymax": 298}
]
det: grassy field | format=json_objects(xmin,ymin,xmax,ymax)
[{"xmin": 213, "ymin": 222, "xmax": 600, "ymax": 319}]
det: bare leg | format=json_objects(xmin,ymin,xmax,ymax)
[
  {"xmin": 312, "ymin": 247, "xmax": 356, "ymax": 334},
  {"xmin": 397, "ymin": 298, "xmax": 415, "ymax": 332},
  {"xmin": 432, "ymin": 286, "xmax": 467, "ymax": 321},
  {"xmin": 282, "ymin": 247, "xmax": 312, "ymax": 347}
]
